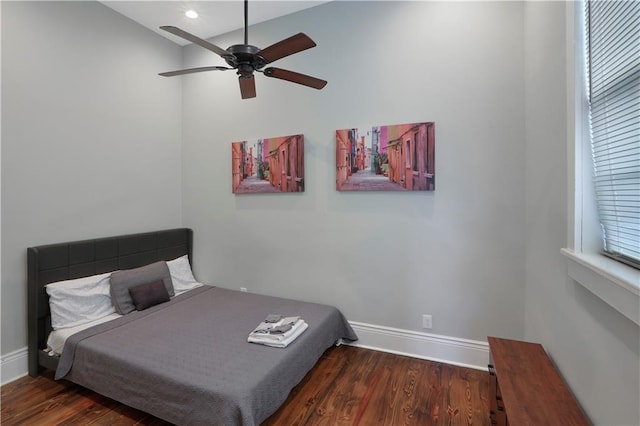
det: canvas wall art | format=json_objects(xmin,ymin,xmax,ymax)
[
  {"xmin": 336, "ymin": 122, "xmax": 435, "ymax": 191},
  {"xmin": 232, "ymin": 134, "xmax": 304, "ymax": 194}
]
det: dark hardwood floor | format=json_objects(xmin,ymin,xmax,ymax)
[{"xmin": 1, "ymin": 346, "xmax": 489, "ymax": 425}]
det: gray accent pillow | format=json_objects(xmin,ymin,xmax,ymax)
[{"xmin": 110, "ymin": 261, "xmax": 174, "ymax": 315}]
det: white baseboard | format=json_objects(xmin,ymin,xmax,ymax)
[
  {"xmin": 0, "ymin": 323, "xmax": 489, "ymax": 386},
  {"xmin": 346, "ymin": 321, "xmax": 489, "ymax": 370},
  {"xmin": 1, "ymin": 347, "xmax": 28, "ymax": 385}
]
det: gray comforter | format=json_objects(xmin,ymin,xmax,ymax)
[{"xmin": 56, "ymin": 286, "xmax": 357, "ymax": 425}]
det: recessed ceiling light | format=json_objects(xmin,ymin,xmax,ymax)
[{"xmin": 185, "ymin": 10, "xmax": 198, "ymax": 19}]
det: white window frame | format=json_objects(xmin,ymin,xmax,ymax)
[{"xmin": 562, "ymin": 1, "xmax": 639, "ymax": 326}]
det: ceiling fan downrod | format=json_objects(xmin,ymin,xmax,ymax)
[{"xmin": 244, "ymin": 0, "xmax": 249, "ymax": 45}]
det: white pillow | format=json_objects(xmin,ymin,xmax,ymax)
[
  {"xmin": 46, "ymin": 272, "xmax": 116, "ymax": 330},
  {"xmin": 166, "ymin": 255, "xmax": 202, "ymax": 294}
]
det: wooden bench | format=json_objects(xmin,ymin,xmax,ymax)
[{"xmin": 487, "ymin": 336, "xmax": 591, "ymax": 425}]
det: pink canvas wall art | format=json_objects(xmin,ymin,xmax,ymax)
[
  {"xmin": 336, "ymin": 122, "xmax": 435, "ymax": 191},
  {"xmin": 232, "ymin": 134, "xmax": 304, "ymax": 194}
]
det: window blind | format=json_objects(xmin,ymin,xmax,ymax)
[{"xmin": 585, "ymin": 0, "xmax": 640, "ymax": 267}]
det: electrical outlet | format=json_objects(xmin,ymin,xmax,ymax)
[
  {"xmin": 422, "ymin": 314, "xmax": 432, "ymax": 329},
  {"xmin": 240, "ymin": 287, "xmax": 247, "ymax": 292}
]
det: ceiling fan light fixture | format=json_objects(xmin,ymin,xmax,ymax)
[{"xmin": 185, "ymin": 10, "xmax": 198, "ymax": 19}]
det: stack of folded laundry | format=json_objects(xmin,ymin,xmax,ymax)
[{"xmin": 248, "ymin": 314, "xmax": 308, "ymax": 348}]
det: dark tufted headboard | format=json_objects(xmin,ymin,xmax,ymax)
[{"xmin": 27, "ymin": 228, "xmax": 193, "ymax": 377}]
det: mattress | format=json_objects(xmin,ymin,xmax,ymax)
[
  {"xmin": 47, "ymin": 312, "xmax": 122, "ymax": 355},
  {"xmin": 55, "ymin": 285, "xmax": 357, "ymax": 425}
]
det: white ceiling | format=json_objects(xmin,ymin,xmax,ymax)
[{"xmin": 101, "ymin": 1, "xmax": 330, "ymax": 46}]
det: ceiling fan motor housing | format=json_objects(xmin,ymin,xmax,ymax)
[{"xmin": 226, "ymin": 44, "xmax": 266, "ymax": 75}]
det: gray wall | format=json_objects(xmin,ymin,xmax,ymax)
[
  {"xmin": 182, "ymin": 1, "xmax": 526, "ymax": 345},
  {"xmin": 523, "ymin": 2, "xmax": 639, "ymax": 425},
  {"xmin": 1, "ymin": 1, "xmax": 183, "ymax": 354}
]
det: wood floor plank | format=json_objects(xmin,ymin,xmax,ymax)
[
  {"xmin": 1, "ymin": 346, "xmax": 489, "ymax": 426},
  {"xmin": 419, "ymin": 363, "xmax": 445, "ymax": 425},
  {"xmin": 356, "ymin": 353, "xmax": 402, "ymax": 425},
  {"xmin": 326, "ymin": 347, "xmax": 379, "ymax": 425}
]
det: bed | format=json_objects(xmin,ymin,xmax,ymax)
[{"xmin": 27, "ymin": 228, "xmax": 357, "ymax": 425}]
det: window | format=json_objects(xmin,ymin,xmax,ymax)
[
  {"xmin": 585, "ymin": 0, "xmax": 640, "ymax": 268},
  {"xmin": 562, "ymin": 1, "xmax": 639, "ymax": 326}
]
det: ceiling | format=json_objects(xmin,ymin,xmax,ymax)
[{"xmin": 101, "ymin": 1, "xmax": 330, "ymax": 46}]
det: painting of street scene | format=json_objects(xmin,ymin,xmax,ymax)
[
  {"xmin": 232, "ymin": 134, "xmax": 304, "ymax": 194},
  {"xmin": 336, "ymin": 122, "xmax": 435, "ymax": 191}
]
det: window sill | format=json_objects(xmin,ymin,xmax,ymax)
[{"xmin": 561, "ymin": 248, "xmax": 640, "ymax": 326}]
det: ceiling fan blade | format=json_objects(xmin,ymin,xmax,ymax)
[
  {"xmin": 160, "ymin": 26, "xmax": 230, "ymax": 58},
  {"xmin": 159, "ymin": 66, "xmax": 231, "ymax": 77},
  {"xmin": 259, "ymin": 33, "xmax": 316, "ymax": 64},
  {"xmin": 239, "ymin": 74, "xmax": 257, "ymax": 99},
  {"xmin": 263, "ymin": 67, "xmax": 327, "ymax": 90}
]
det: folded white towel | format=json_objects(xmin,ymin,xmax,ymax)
[
  {"xmin": 248, "ymin": 321, "xmax": 308, "ymax": 348},
  {"xmin": 249, "ymin": 319, "xmax": 305, "ymax": 342},
  {"xmin": 250, "ymin": 316, "xmax": 301, "ymax": 336}
]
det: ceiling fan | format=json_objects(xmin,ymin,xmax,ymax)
[{"xmin": 158, "ymin": 0, "xmax": 327, "ymax": 99}]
